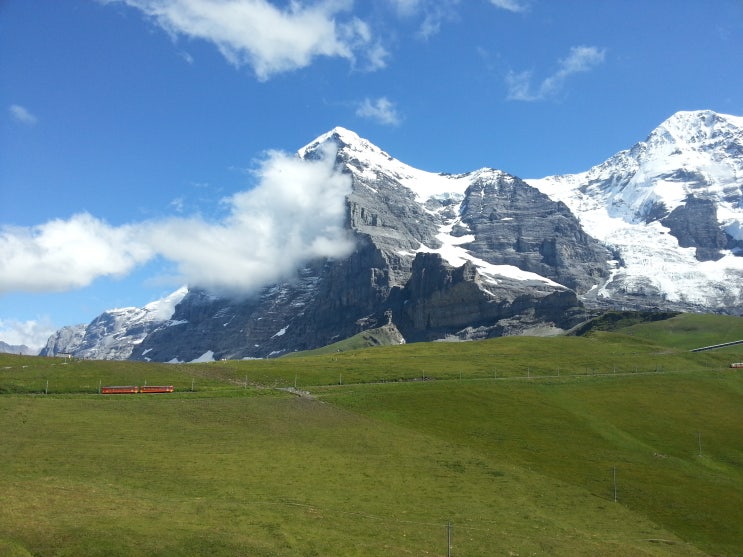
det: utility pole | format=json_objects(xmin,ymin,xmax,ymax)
[
  {"xmin": 698, "ymin": 432, "xmax": 703, "ymax": 457},
  {"xmin": 447, "ymin": 521, "xmax": 452, "ymax": 557},
  {"xmin": 613, "ymin": 466, "xmax": 618, "ymax": 502}
]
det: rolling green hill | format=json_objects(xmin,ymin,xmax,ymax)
[{"xmin": 1, "ymin": 313, "xmax": 742, "ymax": 556}]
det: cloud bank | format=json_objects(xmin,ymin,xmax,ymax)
[
  {"xmin": 0, "ymin": 143, "xmax": 354, "ymax": 297},
  {"xmin": 507, "ymin": 45, "xmax": 606, "ymax": 101},
  {"xmin": 0, "ymin": 318, "xmax": 56, "ymax": 352},
  {"xmin": 144, "ymin": 142, "xmax": 355, "ymax": 294},
  {"xmin": 106, "ymin": 0, "xmax": 388, "ymax": 80},
  {"xmin": 0, "ymin": 215, "xmax": 152, "ymax": 293}
]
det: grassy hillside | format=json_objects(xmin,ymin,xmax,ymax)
[
  {"xmin": 617, "ymin": 313, "xmax": 743, "ymax": 351},
  {"xmin": 216, "ymin": 329, "xmax": 742, "ymax": 389},
  {"xmin": 1, "ymin": 313, "xmax": 742, "ymax": 556},
  {"xmin": 320, "ymin": 372, "xmax": 743, "ymax": 555},
  {"xmin": 282, "ymin": 322, "xmax": 405, "ymax": 357},
  {"xmin": 569, "ymin": 310, "xmax": 681, "ymax": 335},
  {"xmin": 0, "ymin": 354, "xmax": 228, "ymax": 395}
]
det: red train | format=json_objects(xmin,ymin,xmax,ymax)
[
  {"xmin": 101, "ymin": 385, "xmax": 174, "ymax": 394},
  {"xmin": 140, "ymin": 385, "xmax": 174, "ymax": 393},
  {"xmin": 730, "ymin": 363, "xmax": 743, "ymax": 369}
]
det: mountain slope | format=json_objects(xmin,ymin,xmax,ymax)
[
  {"xmin": 528, "ymin": 110, "xmax": 743, "ymax": 312},
  {"xmin": 40, "ymin": 287, "xmax": 188, "ymax": 360}
]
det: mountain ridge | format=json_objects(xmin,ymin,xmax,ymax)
[{"xmin": 39, "ymin": 110, "xmax": 743, "ymax": 361}]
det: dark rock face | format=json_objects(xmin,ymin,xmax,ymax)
[
  {"xmin": 457, "ymin": 174, "xmax": 613, "ymax": 293},
  {"xmin": 133, "ymin": 238, "xmax": 402, "ymax": 360},
  {"xmin": 390, "ymin": 253, "xmax": 584, "ymax": 343},
  {"xmin": 661, "ymin": 196, "xmax": 729, "ymax": 261}
]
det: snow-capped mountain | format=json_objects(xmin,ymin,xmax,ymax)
[
  {"xmin": 301, "ymin": 126, "xmax": 610, "ymax": 294},
  {"xmin": 122, "ymin": 127, "xmax": 605, "ymax": 362},
  {"xmin": 528, "ymin": 110, "xmax": 743, "ymax": 311},
  {"xmin": 40, "ymin": 287, "xmax": 188, "ymax": 359},
  {"xmin": 42, "ymin": 110, "xmax": 743, "ymax": 361}
]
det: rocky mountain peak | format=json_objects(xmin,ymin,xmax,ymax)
[
  {"xmin": 299, "ymin": 126, "xmax": 388, "ymax": 165},
  {"xmin": 650, "ymin": 110, "xmax": 743, "ymax": 149},
  {"xmin": 528, "ymin": 109, "xmax": 743, "ymax": 311}
]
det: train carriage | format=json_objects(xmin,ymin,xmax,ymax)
[
  {"xmin": 139, "ymin": 385, "xmax": 174, "ymax": 393},
  {"xmin": 100, "ymin": 385, "xmax": 174, "ymax": 394},
  {"xmin": 101, "ymin": 385, "xmax": 139, "ymax": 394}
]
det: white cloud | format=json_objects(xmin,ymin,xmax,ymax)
[
  {"xmin": 0, "ymin": 214, "xmax": 153, "ymax": 293},
  {"xmin": 144, "ymin": 142, "xmax": 355, "ymax": 294},
  {"xmin": 506, "ymin": 45, "xmax": 606, "ymax": 101},
  {"xmin": 8, "ymin": 104, "xmax": 38, "ymax": 125},
  {"xmin": 388, "ymin": 0, "xmax": 424, "ymax": 17},
  {"xmin": 505, "ymin": 70, "xmax": 535, "ymax": 101},
  {"xmin": 0, "ymin": 318, "xmax": 56, "ymax": 352},
  {"xmin": 106, "ymin": 0, "xmax": 387, "ymax": 80},
  {"xmin": 385, "ymin": 0, "xmax": 458, "ymax": 39},
  {"xmin": 169, "ymin": 197, "xmax": 185, "ymax": 213},
  {"xmin": 488, "ymin": 0, "xmax": 530, "ymax": 13},
  {"xmin": 356, "ymin": 97, "xmax": 401, "ymax": 126},
  {"xmin": 178, "ymin": 49, "xmax": 194, "ymax": 64},
  {"xmin": 0, "ymin": 143, "xmax": 354, "ymax": 297}
]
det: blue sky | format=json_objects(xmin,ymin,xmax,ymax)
[{"xmin": 1, "ymin": 0, "xmax": 742, "ymax": 349}]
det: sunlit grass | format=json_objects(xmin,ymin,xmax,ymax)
[{"xmin": 1, "ymin": 313, "xmax": 742, "ymax": 555}]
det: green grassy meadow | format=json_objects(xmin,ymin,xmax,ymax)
[{"xmin": 1, "ymin": 313, "xmax": 742, "ymax": 556}]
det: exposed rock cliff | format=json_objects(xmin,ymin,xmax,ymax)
[
  {"xmin": 660, "ymin": 196, "xmax": 730, "ymax": 261},
  {"xmin": 128, "ymin": 128, "xmax": 598, "ymax": 361}
]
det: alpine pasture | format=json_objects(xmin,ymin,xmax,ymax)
[{"xmin": 1, "ymin": 313, "xmax": 742, "ymax": 556}]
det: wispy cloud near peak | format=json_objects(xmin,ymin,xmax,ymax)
[
  {"xmin": 356, "ymin": 97, "xmax": 401, "ymax": 126},
  {"xmin": 507, "ymin": 45, "xmax": 606, "ymax": 101}
]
